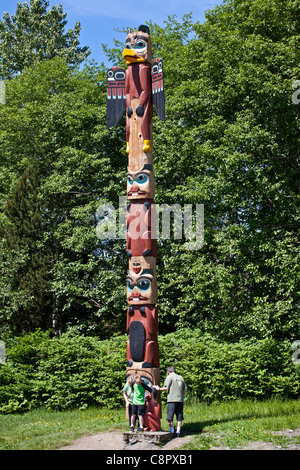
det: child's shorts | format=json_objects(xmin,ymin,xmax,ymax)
[{"xmin": 132, "ymin": 404, "xmax": 145, "ymax": 416}]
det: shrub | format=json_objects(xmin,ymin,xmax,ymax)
[
  {"xmin": 0, "ymin": 329, "xmax": 298, "ymax": 413},
  {"xmin": 159, "ymin": 330, "xmax": 300, "ymax": 402},
  {"xmin": 30, "ymin": 333, "xmax": 127, "ymax": 410}
]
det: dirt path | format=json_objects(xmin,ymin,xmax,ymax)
[
  {"xmin": 59, "ymin": 429, "xmax": 300, "ymax": 451},
  {"xmin": 59, "ymin": 431, "xmax": 193, "ymax": 451}
]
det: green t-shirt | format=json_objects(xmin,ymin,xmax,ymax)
[
  {"xmin": 132, "ymin": 383, "xmax": 146, "ymax": 405},
  {"xmin": 123, "ymin": 382, "xmax": 134, "ymax": 404},
  {"xmin": 164, "ymin": 373, "xmax": 187, "ymax": 402}
]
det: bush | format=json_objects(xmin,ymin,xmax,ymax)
[
  {"xmin": 1, "ymin": 330, "xmax": 127, "ymax": 412},
  {"xmin": 0, "ymin": 329, "xmax": 298, "ymax": 413},
  {"xmin": 159, "ymin": 330, "xmax": 300, "ymax": 402},
  {"xmin": 30, "ymin": 333, "xmax": 127, "ymax": 410}
]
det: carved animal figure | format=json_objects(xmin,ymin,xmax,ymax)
[
  {"xmin": 126, "ymin": 305, "xmax": 159, "ymax": 368},
  {"xmin": 126, "ymin": 256, "xmax": 157, "ymax": 305},
  {"xmin": 106, "ymin": 25, "xmax": 165, "ymax": 155}
]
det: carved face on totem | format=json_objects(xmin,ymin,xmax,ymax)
[
  {"xmin": 126, "ymin": 367, "xmax": 160, "ymax": 388},
  {"xmin": 122, "ymin": 25, "xmax": 152, "ymax": 65},
  {"xmin": 127, "ymin": 256, "xmax": 157, "ymax": 305},
  {"xmin": 127, "ymin": 164, "xmax": 155, "ymax": 199}
]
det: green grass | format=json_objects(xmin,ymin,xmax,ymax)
[
  {"xmin": 0, "ymin": 407, "xmax": 126, "ymax": 450},
  {"xmin": 0, "ymin": 399, "xmax": 299, "ymax": 450},
  {"xmin": 179, "ymin": 398, "xmax": 300, "ymax": 450}
]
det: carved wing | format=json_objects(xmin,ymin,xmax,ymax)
[
  {"xmin": 106, "ymin": 66, "xmax": 126, "ymax": 128},
  {"xmin": 152, "ymin": 58, "xmax": 165, "ymax": 121}
]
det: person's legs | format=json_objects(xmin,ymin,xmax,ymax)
[
  {"xmin": 168, "ymin": 420, "xmax": 174, "ymax": 434},
  {"xmin": 128, "ymin": 404, "xmax": 132, "ymax": 427},
  {"xmin": 166, "ymin": 403, "xmax": 176, "ymax": 435},
  {"xmin": 131, "ymin": 404, "xmax": 137, "ymax": 431},
  {"xmin": 131, "ymin": 414, "xmax": 136, "ymax": 430},
  {"xmin": 175, "ymin": 403, "xmax": 184, "ymax": 436},
  {"xmin": 137, "ymin": 405, "xmax": 145, "ymax": 432},
  {"xmin": 138, "ymin": 414, "xmax": 144, "ymax": 429}
]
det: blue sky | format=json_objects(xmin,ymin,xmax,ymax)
[{"xmin": 1, "ymin": 0, "xmax": 222, "ymax": 65}]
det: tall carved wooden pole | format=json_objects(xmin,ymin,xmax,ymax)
[{"xmin": 107, "ymin": 25, "xmax": 165, "ymax": 431}]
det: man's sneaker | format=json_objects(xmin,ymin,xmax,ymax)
[
  {"xmin": 176, "ymin": 432, "xmax": 181, "ymax": 438},
  {"xmin": 137, "ymin": 427, "xmax": 144, "ymax": 433},
  {"xmin": 130, "ymin": 426, "xmax": 135, "ymax": 432}
]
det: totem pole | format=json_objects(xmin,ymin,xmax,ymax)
[{"xmin": 107, "ymin": 25, "xmax": 165, "ymax": 431}]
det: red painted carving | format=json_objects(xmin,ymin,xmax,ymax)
[
  {"xmin": 126, "ymin": 305, "xmax": 159, "ymax": 368},
  {"xmin": 107, "ymin": 24, "xmax": 165, "ymax": 432},
  {"xmin": 144, "ymin": 399, "xmax": 161, "ymax": 432},
  {"xmin": 126, "ymin": 200, "xmax": 157, "ymax": 258},
  {"xmin": 125, "ymin": 62, "xmax": 153, "ymax": 147}
]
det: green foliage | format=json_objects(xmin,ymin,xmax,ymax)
[
  {"xmin": 0, "ymin": 330, "xmax": 127, "ymax": 412},
  {"xmin": 159, "ymin": 330, "xmax": 300, "ymax": 403},
  {"xmin": 150, "ymin": 0, "xmax": 300, "ymax": 339},
  {"xmin": 0, "ymin": 158, "xmax": 52, "ymax": 331},
  {"xmin": 0, "ymin": 57, "xmax": 127, "ymax": 337},
  {"xmin": 0, "ymin": 0, "xmax": 90, "ymax": 79},
  {"xmin": 31, "ymin": 333, "xmax": 127, "ymax": 410},
  {"xmin": 0, "ymin": 0, "xmax": 299, "ymax": 340},
  {"xmin": 0, "ymin": 330, "xmax": 298, "ymax": 413}
]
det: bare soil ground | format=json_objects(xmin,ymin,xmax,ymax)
[
  {"xmin": 59, "ymin": 431, "xmax": 192, "ymax": 451},
  {"xmin": 59, "ymin": 428, "xmax": 300, "ymax": 451}
]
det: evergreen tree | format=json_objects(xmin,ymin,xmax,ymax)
[{"xmin": 1, "ymin": 158, "xmax": 51, "ymax": 332}]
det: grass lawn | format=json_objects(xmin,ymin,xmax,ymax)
[
  {"xmin": 179, "ymin": 398, "xmax": 300, "ymax": 450},
  {"xmin": 0, "ymin": 406, "xmax": 126, "ymax": 450},
  {"xmin": 0, "ymin": 399, "xmax": 299, "ymax": 450}
]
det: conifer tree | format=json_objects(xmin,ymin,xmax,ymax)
[{"xmin": 2, "ymin": 158, "xmax": 51, "ymax": 331}]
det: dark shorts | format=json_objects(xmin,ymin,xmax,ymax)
[
  {"xmin": 131, "ymin": 404, "xmax": 145, "ymax": 416},
  {"xmin": 166, "ymin": 402, "xmax": 184, "ymax": 422},
  {"xmin": 128, "ymin": 404, "xmax": 136, "ymax": 425}
]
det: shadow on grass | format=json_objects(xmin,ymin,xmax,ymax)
[
  {"xmin": 182, "ymin": 407, "xmax": 298, "ymax": 436},
  {"xmin": 183, "ymin": 418, "xmax": 228, "ymax": 435}
]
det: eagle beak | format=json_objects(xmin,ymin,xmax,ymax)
[
  {"xmin": 122, "ymin": 48, "xmax": 137, "ymax": 63},
  {"xmin": 122, "ymin": 48, "xmax": 145, "ymax": 64}
]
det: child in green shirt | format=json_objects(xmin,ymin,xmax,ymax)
[{"xmin": 131, "ymin": 375, "xmax": 154, "ymax": 432}]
